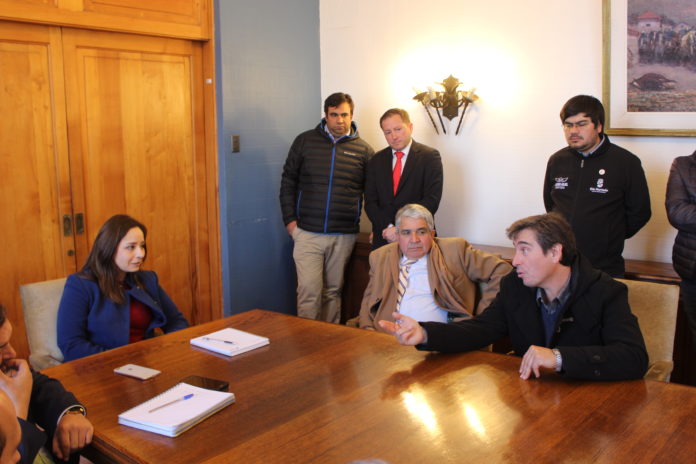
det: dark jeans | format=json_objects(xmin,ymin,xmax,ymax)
[{"xmin": 680, "ymin": 279, "xmax": 696, "ymax": 348}]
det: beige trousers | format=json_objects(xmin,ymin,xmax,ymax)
[{"xmin": 291, "ymin": 227, "xmax": 356, "ymax": 323}]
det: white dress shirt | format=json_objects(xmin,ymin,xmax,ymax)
[{"xmin": 398, "ymin": 254, "xmax": 449, "ymax": 323}]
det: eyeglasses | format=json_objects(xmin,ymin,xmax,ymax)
[{"xmin": 563, "ymin": 120, "xmax": 592, "ymax": 130}]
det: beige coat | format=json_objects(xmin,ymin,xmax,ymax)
[{"xmin": 359, "ymin": 238, "xmax": 512, "ymax": 331}]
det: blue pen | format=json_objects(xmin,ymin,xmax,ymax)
[{"xmin": 148, "ymin": 393, "xmax": 194, "ymax": 413}]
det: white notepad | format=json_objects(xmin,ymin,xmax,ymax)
[
  {"xmin": 190, "ymin": 327, "xmax": 269, "ymax": 357},
  {"xmin": 118, "ymin": 382, "xmax": 235, "ymax": 437}
]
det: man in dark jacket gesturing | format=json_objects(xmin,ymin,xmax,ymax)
[
  {"xmin": 379, "ymin": 213, "xmax": 648, "ymax": 381},
  {"xmin": 280, "ymin": 92, "xmax": 374, "ymax": 323}
]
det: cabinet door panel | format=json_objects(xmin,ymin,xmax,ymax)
[
  {"xmin": 0, "ymin": 0, "xmax": 211, "ymax": 39},
  {"xmin": 62, "ymin": 28, "xmax": 211, "ymax": 324},
  {"xmin": 0, "ymin": 21, "xmax": 75, "ymax": 358},
  {"xmin": 83, "ymin": 0, "xmax": 203, "ymax": 25}
]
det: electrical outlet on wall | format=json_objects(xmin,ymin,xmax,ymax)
[{"xmin": 231, "ymin": 135, "xmax": 240, "ymax": 153}]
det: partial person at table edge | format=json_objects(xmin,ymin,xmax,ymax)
[
  {"xmin": 359, "ymin": 203, "xmax": 511, "ymax": 330},
  {"xmin": 57, "ymin": 214, "xmax": 189, "ymax": 362},
  {"xmin": 0, "ymin": 388, "xmax": 20, "ymax": 464},
  {"xmin": 379, "ymin": 212, "xmax": 648, "ymax": 381},
  {"xmin": 665, "ymin": 149, "xmax": 696, "ymax": 351},
  {"xmin": 1, "ymin": 303, "xmax": 93, "ymax": 463}
]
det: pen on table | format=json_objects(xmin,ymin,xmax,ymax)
[
  {"xmin": 148, "ymin": 393, "xmax": 194, "ymax": 413},
  {"xmin": 202, "ymin": 337, "xmax": 236, "ymax": 345}
]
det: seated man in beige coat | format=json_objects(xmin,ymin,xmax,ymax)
[{"xmin": 359, "ymin": 204, "xmax": 512, "ymax": 331}]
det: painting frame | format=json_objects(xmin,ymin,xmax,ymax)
[{"xmin": 603, "ymin": 0, "xmax": 696, "ymax": 137}]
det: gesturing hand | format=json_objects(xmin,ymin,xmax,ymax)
[{"xmin": 379, "ymin": 312, "xmax": 426, "ymax": 346}]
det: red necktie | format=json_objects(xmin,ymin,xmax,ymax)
[{"xmin": 393, "ymin": 151, "xmax": 404, "ymax": 195}]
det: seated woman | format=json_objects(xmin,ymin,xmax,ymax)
[{"xmin": 57, "ymin": 214, "xmax": 189, "ymax": 361}]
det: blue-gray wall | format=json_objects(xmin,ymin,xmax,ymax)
[{"xmin": 215, "ymin": 0, "xmax": 320, "ymax": 315}]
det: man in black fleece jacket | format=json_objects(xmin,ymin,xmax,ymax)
[{"xmin": 543, "ymin": 95, "xmax": 651, "ymax": 277}]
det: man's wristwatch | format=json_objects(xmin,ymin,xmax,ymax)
[
  {"xmin": 65, "ymin": 405, "xmax": 86, "ymax": 416},
  {"xmin": 58, "ymin": 405, "xmax": 86, "ymax": 425},
  {"xmin": 552, "ymin": 348, "xmax": 563, "ymax": 372}
]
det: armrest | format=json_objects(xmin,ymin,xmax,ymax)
[{"xmin": 644, "ymin": 360, "xmax": 674, "ymax": 382}]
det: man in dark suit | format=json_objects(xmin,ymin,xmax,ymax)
[
  {"xmin": 379, "ymin": 213, "xmax": 648, "ymax": 381},
  {"xmin": 0, "ymin": 304, "xmax": 93, "ymax": 463},
  {"xmin": 365, "ymin": 108, "xmax": 443, "ymax": 249}
]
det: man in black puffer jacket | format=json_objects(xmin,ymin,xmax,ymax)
[
  {"xmin": 666, "ymin": 150, "xmax": 696, "ymax": 347},
  {"xmin": 280, "ymin": 92, "xmax": 374, "ymax": 323}
]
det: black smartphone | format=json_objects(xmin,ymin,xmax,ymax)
[{"xmin": 180, "ymin": 375, "xmax": 229, "ymax": 392}]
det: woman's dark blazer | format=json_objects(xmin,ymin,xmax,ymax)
[{"xmin": 57, "ymin": 270, "xmax": 189, "ymax": 361}]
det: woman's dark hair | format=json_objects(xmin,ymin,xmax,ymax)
[{"xmin": 80, "ymin": 214, "xmax": 147, "ymax": 304}]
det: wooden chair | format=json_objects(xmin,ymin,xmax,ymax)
[
  {"xmin": 617, "ymin": 279, "xmax": 679, "ymax": 382},
  {"xmin": 20, "ymin": 277, "xmax": 67, "ymax": 370}
]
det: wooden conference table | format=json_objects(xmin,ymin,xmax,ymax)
[{"xmin": 43, "ymin": 310, "xmax": 696, "ymax": 463}]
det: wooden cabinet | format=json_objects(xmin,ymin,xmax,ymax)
[
  {"xmin": 0, "ymin": 0, "xmax": 211, "ymax": 39},
  {"xmin": 0, "ymin": 19, "xmax": 220, "ymax": 359},
  {"xmin": 0, "ymin": 22, "xmax": 73, "ymax": 359}
]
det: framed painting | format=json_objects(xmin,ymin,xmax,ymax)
[{"xmin": 603, "ymin": 0, "xmax": 696, "ymax": 136}]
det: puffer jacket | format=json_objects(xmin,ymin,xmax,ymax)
[
  {"xmin": 666, "ymin": 151, "xmax": 696, "ymax": 279},
  {"xmin": 280, "ymin": 120, "xmax": 374, "ymax": 233}
]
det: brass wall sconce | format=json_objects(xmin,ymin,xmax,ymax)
[{"xmin": 413, "ymin": 75, "xmax": 478, "ymax": 135}]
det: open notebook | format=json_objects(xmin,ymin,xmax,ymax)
[
  {"xmin": 118, "ymin": 382, "xmax": 235, "ymax": 437},
  {"xmin": 190, "ymin": 327, "xmax": 269, "ymax": 357}
]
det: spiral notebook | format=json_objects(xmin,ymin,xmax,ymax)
[
  {"xmin": 118, "ymin": 382, "xmax": 235, "ymax": 437},
  {"xmin": 190, "ymin": 327, "xmax": 269, "ymax": 357}
]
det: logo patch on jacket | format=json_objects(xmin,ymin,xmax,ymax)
[
  {"xmin": 553, "ymin": 177, "xmax": 569, "ymax": 190},
  {"xmin": 589, "ymin": 178, "xmax": 608, "ymax": 194}
]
